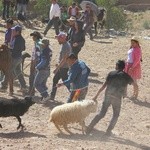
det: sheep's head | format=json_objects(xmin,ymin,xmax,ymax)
[
  {"xmin": 24, "ymin": 96, "xmax": 35, "ymax": 106},
  {"xmin": 85, "ymin": 100, "xmax": 98, "ymax": 113}
]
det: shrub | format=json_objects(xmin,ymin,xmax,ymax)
[{"xmin": 143, "ymin": 20, "xmax": 150, "ymax": 29}]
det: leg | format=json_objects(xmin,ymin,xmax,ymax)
[
  {"xmin": 2, "ymin": 2, "xmax": 6, "ymax": 19},
  {"xmin": 15, "ymin": 60, "xmax": 26, "ymax": 89},
  {"xmin": 0, "ymin": 123, "xmax": 2, "ymax": 128},
  {"xmin": 50, "ymin": 70, "xmax": 61, "ymax": 100},
  {"xmin": 79, "ymin": 120, "xmax": 86, "ymax": 134},
  {"xmin": 63, "ymin": 124, "xmax": 72, "ymax": 134},
  {"xmin": 132, "ymin": 80, "xmax": 139, "ymax": 99},
  {"xmin": 53, "ymin": 17, "xmax": 60, "ymax": 35},
  {"xmin": 106, "ymin": 99, "xmax": 121, "ymax": 134},
  {"xmin": 86, "ymin": 98, "xmax": 111, "ymax": 134},
  {"xmin": 6, "ymin": 3, "xmax": 10, "ymax": 18},
  {"xmin": 34, "ymin": 70, "xmax": 50, "ymax": 98},
  {"xmin": 94, "ymin": 22, "xmax": 98, "ymax": 36},
  {"xmin": 54, "ymin": 123, "xmax": 63, "ymax": 133},
  {"xmin": 78, "ymin": 88, "xmax": 88, "ymax": 101},
  {"xmin": 61, "ymin": 68, "xmax": 70, "ymax": 91},
  {"xmin": 67, "ymin": 91, "xmax": 76, "ymax": 103},
  {"xmin": 16, "ymin": 116, "xmax": 24, "ymax": 130},
  {"xmin": 43, "ymin": 19, "xmax": 53, "ymax": 35}
]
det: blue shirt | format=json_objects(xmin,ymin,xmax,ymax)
[
  {"xmin": 36, "ymin": 46, "xmax": 52, "ymax": 70},
  {"xmin": 5, "ymin": 28, "xmax": 12, "ymax": 45},
  {"xmin": 63, "ymin": 60, "xmax": 91, "ymax": 90}
]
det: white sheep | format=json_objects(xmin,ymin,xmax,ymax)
[{"xmin": 49, "ymin": 99, "xmax": 97, "ymax": 134}]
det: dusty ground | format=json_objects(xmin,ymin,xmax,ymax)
[{"xmin": 0, "ymin": 17, "xmax": 150, "ymax": 150}]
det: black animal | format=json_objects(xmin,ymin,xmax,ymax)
[{"xmin": 0, "ymin": 97, "xmax": 35, "ymax": 130}]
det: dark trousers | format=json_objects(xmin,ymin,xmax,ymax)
[
  {"xmin": 3, "ymin": 2, "xmax": 10, "ymax": 19},
  {"xmin": 88, "ymin": 95, "xmax": 122, "ymax": 132},
  {"xmin": 50, "ymin": 68, "xmax": 70, "ymax": 99},
  {"xmin": 67, "ymin": 87, "xmax": 88, "ymax": 103},
  {"xmin": 44, "ymin": 17, "xmax": 60, "ymax": 35}
]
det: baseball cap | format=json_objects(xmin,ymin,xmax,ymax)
[
  {"xmin": 38, "ymin": 38, "xmax": 50, "ymax": 46},
  {"xmin": 30, "ymin": 31, "xmax": 42, "ymax": 39},
  {"xmin": 55, "ymin": 32, "xmax": 67, "ymax": 40},
  {"xmin": 12, "ymin": 25, "xmax": 22, "ymax": 32}
]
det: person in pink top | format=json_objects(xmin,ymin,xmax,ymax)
[{"xmin": 125, "ymin": 36, "xmax": 142, "ymax": 99}]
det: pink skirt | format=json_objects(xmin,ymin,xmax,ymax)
[{"xmin": 125, "ymin": 63, "xmax": 141, "ymax": 80}]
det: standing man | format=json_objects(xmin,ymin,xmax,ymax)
[
  {"xmin": 11, "ymin": 25, "xmax": 27, "ymax": 94},
  {"xmin": 82, "ymin": 4, "xmax": 94, "ymax": 40},
  {"xmin": 57, "ymin": 53, "xmax": 91, "ymax": 103},
  {"xmin": 68, "ymin": 2, "xmax": 79, "ymax": 18},
  {"xmin": 2, "ymin": 0, "xmax": 11, "ymax": 19},
  {"xmin": 4, "ymin": 18, "xmax": 13, "ymax": 45},
  {"xmin": 34, "ymin": 38, "xmax": 52, "ymax": 102},
  {"xmin": 0, "ymin": 18, "xmax": 13, "ymax": 87},
  {"xmin": 50, "ymin": 32, "xmax": 71, "ymax": 100},
  {"xmin": 86, "ymin": 60, "xmax": 135, "ymax": 136},
  {"xmin": 66, "ymin": 16, "xmax": 76, "ymax": 43},
  {"xmin": 28, "ymin": 31, "xmax": 42, "ymax": 96},
  {"xmin": 16, "ymin": 0, "xmax": 29, "ymax": 20},
  {"xmin": 43, "ymin": 0, "xmax": 60, "ymax": 36}
]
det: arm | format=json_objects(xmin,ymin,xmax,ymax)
[
  {"xmin": 93, "ymin": 81, "xmax": 107, "ymax": 101},
  {"xmin": 57, "ymin": 66, "xmax": 79, "ymax": 87}
]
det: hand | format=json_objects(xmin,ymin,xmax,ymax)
[
  {"xmin": 129, "ymin": 68, "xmax": 133, "ymax": 74},
  {"xmin": 73, "ymin": 43, "xmax": 78, "ymax": 47}
]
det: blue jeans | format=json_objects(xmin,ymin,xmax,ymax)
[
  {"xmin": 34, "ymin": 69, "xmax": 50, "ymax": 98},
  {"xmin": 12, "ymin": 58, "xmax": 26, "ymax": 89}
]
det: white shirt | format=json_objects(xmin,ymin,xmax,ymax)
[
  {"xmin": 127, "ymin": 48, "xmax": 134, "ymax": 63},
  {"xmin": 49, "ymin": 3, "xmax": 60, "ymax": 20}
]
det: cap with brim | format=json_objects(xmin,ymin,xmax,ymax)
[
  {"xmin": 38, "ymin": 38, "xmax": 49, "ymax": 46},
  {"xmin": 12, "ymin": 25, "xmax": 22, "ymax": 32},
  {"xmin": 67, "ymin": 16, "xmax": 76, "ymax": 22},
  {"xmin": 55, "ymin": 32, "xmax": 66, "ymax": 40},
  {"xmin": 30, "ymin": 31, "xmax": 42, "ymax": 39}
]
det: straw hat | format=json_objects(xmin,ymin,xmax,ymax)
[{"xmin": 131, "ymin": 36, "xmax": 140, "ymax": 43}]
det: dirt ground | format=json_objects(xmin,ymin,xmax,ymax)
[{"xmin": 0, "ymin": 17, "xmax": 150, "ymax": 150}]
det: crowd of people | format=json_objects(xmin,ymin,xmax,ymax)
[{"xmin": 0, "ymin": 0, "xmax": 142, "ymax": 135}]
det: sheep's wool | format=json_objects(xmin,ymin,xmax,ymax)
[{"xmin": 49, "ymin": 100, "xmax": 97, "ymax": 126}]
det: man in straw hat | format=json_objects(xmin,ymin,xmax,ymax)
[
  {"xmin": 66, "ymin": 16, "xmax": 76, "ymax": 42},
  {"xmin": 34, "ymin": 38, "xmax": 52, "ymax": 102},
  {"xmin": 28, "ymin": 31, "xmax": 42, "ymax": 96}
]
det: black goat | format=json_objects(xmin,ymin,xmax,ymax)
[{"xmin": 0, "ymin": 97, "xmax": 35, "ymax": 130}]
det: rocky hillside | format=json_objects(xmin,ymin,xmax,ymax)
[{"xmin": 117, "ymin": 0, "xmax": 150, "ymax": 11}]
